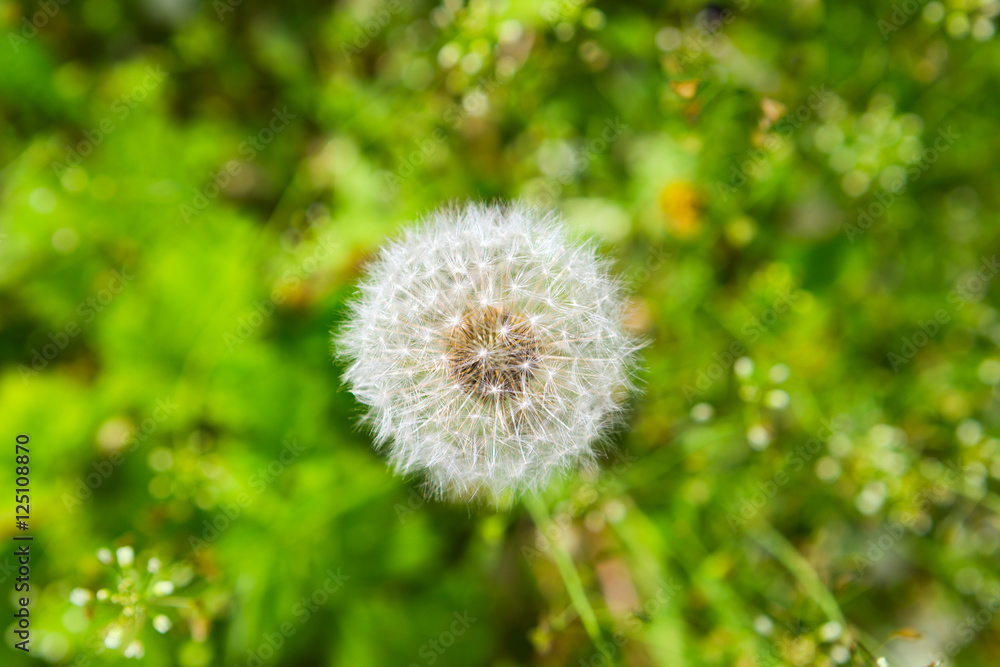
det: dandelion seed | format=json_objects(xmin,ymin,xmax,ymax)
[{"xmin": 336, "ymin": 202, "xmax": 642, "ymax": 502}]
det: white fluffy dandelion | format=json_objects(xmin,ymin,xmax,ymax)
[{"xmin": 336, "ymin": 202, "xmax": 641, "ymax": 502}]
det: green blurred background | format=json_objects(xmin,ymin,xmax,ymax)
[{"xmin": 1, "ymin": 0, "xmax": 999, "ymax": 665}]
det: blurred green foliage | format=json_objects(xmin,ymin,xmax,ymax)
[{"xmin": 1, "ymin": 0, "xmax": 1000, "ymax": 665}]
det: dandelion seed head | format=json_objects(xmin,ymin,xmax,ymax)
[{"xmin": 336, "ymin": 202, "xmax": 642, "ymax": 503}]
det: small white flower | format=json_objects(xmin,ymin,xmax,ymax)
[
  {"xmin": 764, "ymin": 389, "xmax": 790, "ymax": 409},
  {"xmin": 104, "ymin": 624, "xmax": 123, "ymax": 649},
  {"xmin": 747, "ymin": 424, "xmax": 771, "ymax": 450},
  {"xmin": 153, "ymin": 615, "xmax": 173, "ymax": 633},
  {"xmin": 69, "ymin": 588, "xmax": 92, "ymax": 607},
  {"xmin": 115, "ymin": 546, "xmax": 134, "ymax": 567},
  {"xmin": 690, "ymin": 403, "xmax": 714, "ymax": 422},
  {"xmin": 123, "ymin": 640, "xmax": 144, "ymax": 659},
  {"xmin": 97, "ymin": 548, "xmax": 113, "ymax": 565},
  {"xmin": 337, "ymin": 202, "xmax": 642, "ymax": 502},
  {"xmin": 831, "ymin": 645, "xmax": 851, "ymax": 664},
  {"xmin": 818, "ymin": 620, "xmax": 842, "ymax": 642},
  {"xmin": 152, "ymin": 581, "xmax": 174, "ymax": 596},
  {"xmin": 753, "ymin": 614, "xmax": 774, "ymax": 636}
]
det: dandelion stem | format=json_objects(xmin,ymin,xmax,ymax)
[{"xmin": 524, "ymin": 495, "xmax": 612, "ymax": 660}]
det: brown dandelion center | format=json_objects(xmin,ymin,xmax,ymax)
[{"xmin": 447, "ymin": 306, "xmax": 541, "ymax": 401}]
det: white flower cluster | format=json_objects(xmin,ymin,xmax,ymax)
[{"xmin": 337, "ymin": 202, "xmax": 642, "ymax": 502}]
